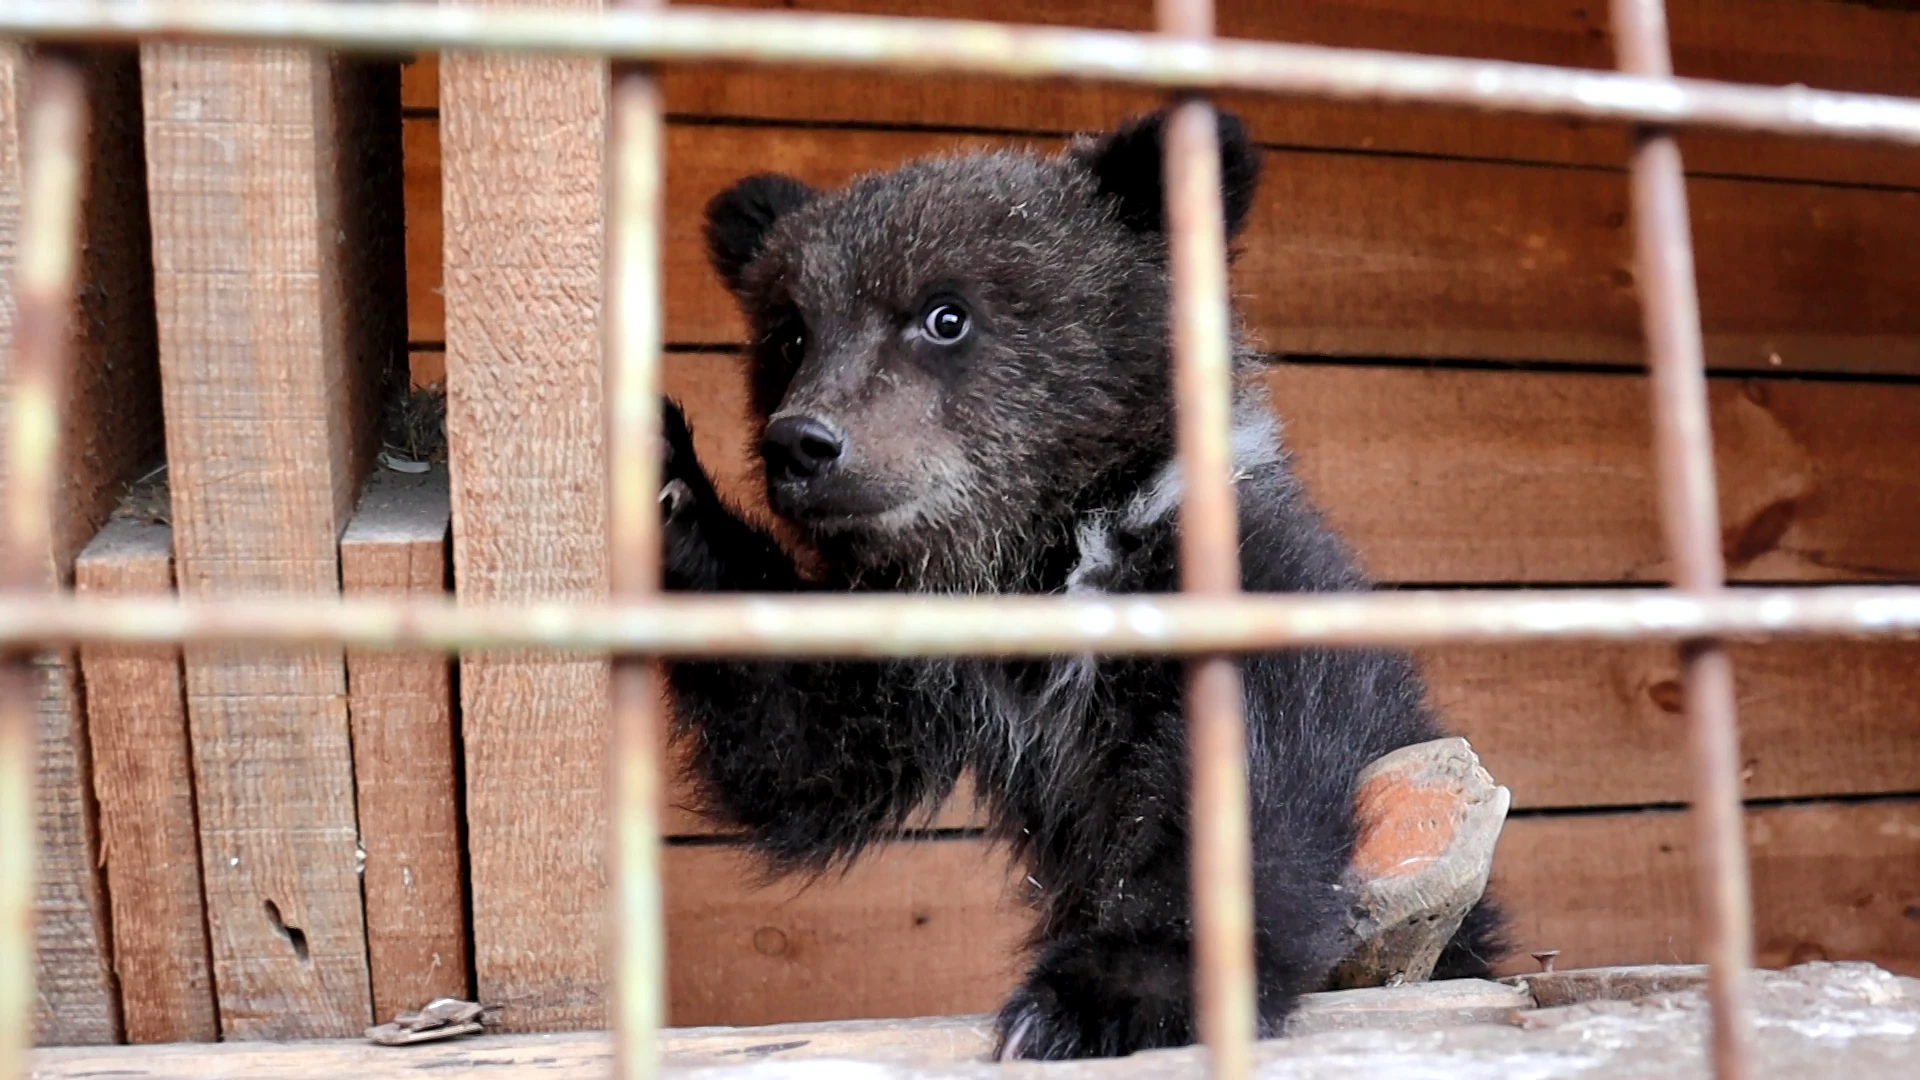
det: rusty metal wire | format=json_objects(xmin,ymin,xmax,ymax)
[
  {"xmin": 11, "ymin": 2, "xmax": 1920, "ymax": 146},
  {"xmin": 605, "ymin": 4, "xmax": 668, "ymax": 1075},
  {"xmin": 0, "ymin": 47, "xmax": 88, "ymax": 1080},
  {"xmin": 1611, "ymin": 3, "xmax": 1756, "ymax": 1077},
  {"xmin": 1156, "ymin": 0, "xmax": 1257, "ymax": 1070},
  {"xmin": 0, "ymin": 587, "xmax": 1908, "ymax": 656}
]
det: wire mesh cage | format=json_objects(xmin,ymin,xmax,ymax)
[{"xmin": 7, "ymin": 3, "xmax": 1920, "ymax": 1080}]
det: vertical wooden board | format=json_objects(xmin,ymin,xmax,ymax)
[
  {"xmin": 76, "ymin": 521, "xmax": 219, "ymax": 1044},
  {"xmin": 1492, "ymin": 801, "xmax": 1920, "ymax": 977},
  {"xmin": 4, "ymin": 46, "xmax": 168, "ymax": 1046},
  {"xmin": 664, "ymin": 839, "xmax": 1029, "ymax": 1027},
  {"xmin": 340, "ymin": 466, "xmax": 470, "ymax": 1022},
  {"xmin": 440, "ymin": 0, "xmax": 611, "ymax": 1033},
  {"xmin": 141, "ymin": 46, "xmax": 403, "ymax": 1038}
]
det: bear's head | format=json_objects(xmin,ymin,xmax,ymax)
[{"xmin": 703, "ymin": 108, "xmax": 1262, "ymax": 588}]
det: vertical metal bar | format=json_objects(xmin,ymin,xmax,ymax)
[
  {"xmin": 0, "ymin": 47, "xmax": 88, "ymax": 1080},
  {"xmin": 1156, "ymin": 0, "xmax": 1255, "ymax": 1076},
  {"xmin": 606, "ymin": 0, "xmax": 667, "ymax": 1075},
  {"xmin": 1609, "ymin": 3, "xmax": 1754, "ymax": 1079}
]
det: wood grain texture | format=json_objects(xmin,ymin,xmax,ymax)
[
  {"xmin": 664, "ymin": 801, "xmax": 1920, "ymax": 1027},
  {"xmin": 140, "ymin": 46, "xmax": 405, "ymax": 1038},
  {"xmin": 1492, "ymin": 800, "xmax": 1920, "ymax": 977},
  {"xmin": 341, "ymin": 467, "xmax": 469, "ymax": 1023},
  {"xmin": 440, "ymin": 0, "xmax": 612, "ymax": 1034},
  {"xmin": 401, "ymin": 123, "xmax": 1920, "ymax": 376},
  {"xmin": 400, "ymin": 0, "xmax": 1920, "ymax": 190},
  {"xmin": 4, "ymin": 46, "xmax": 169, "ymax": 1047},
  {"xmin": 75, "ymin": 521, "xmax": 218, "ymax": 1045},
  {"xmin": 664, "ymin": 838, "xmax": 1029, "ymax": 1028}
]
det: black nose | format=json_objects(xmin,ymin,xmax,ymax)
[{"xmin": 762, "ymin": 415, "xmax": 845, "ymax": 481}]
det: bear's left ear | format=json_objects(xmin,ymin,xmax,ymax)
[
  {"xmin": 1074, "ymin": 107, "xmax": 1261, "ymax": 241},
  {"xmin": 703, "ymin": 173, "xmax": 817, "ymax": 292}
]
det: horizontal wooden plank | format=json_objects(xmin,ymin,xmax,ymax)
[
  {"xmin": 660, "ymin": 351, "xmax": 1920, "ymax": 585},
  {"xmin": 650, "ymin": 800, "xmax": 1920, "ymax": 1029},
  {"xmin": 664, "ymin": 839, "xmax": 1028, "ymax": 1028},
  {"xmin": 402, "ymin": 121, "xmax": 1920, "ymax": 377},
  {"xmin": 399, "ymin": 0, "xmax": 1920, "ymax": 189}
]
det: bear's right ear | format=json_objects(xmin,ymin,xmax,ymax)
[
  {"xmin": 703, "ymin": 173, "xmax": 817, "ymax": 292},
  {"xmin": 1075, "ymin": 108, "xmax": 1261, "ymax": 241}
]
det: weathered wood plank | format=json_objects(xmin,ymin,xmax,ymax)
[
  {"xmin": 399, "ymin": 0, "xmax": 1920, "ymax": 190},
  {"xmin": 75, "ymin": 521, "xmax": 219, "ymax": 1044},
  {"xmin": 140, "ymin": 45, "xmax": 404, "ymax": 1038},
  {"xmin": 402, "ymin": 123, "xmax": 1920, "ymax": 377},
  {"xmin": 440, "ymin": 0, "xmax": 612, "ymax": 1034},
  {"xmin": 652, "ymin": 349, "xmax": 1920, "ymax": 588},
  {"xmin": 341, "ymin": 467, "xmax": 469, "ymax": 1023},
  {"xmin": 4, "ymin": 46, "xmax": 168, "ymax": 1047}
]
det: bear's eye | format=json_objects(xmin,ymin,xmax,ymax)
[
  {"xmin": 921, "ymin": 301, "xmax": 971, "ymax": 345},
  {"xmin": 767, "ymin": 315, "xmax": 806, "ymax": 365}
]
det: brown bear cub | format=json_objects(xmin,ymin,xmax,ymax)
[{"xmin": 657, "ymin": 107, "xmax": 1506, "ymax": 1061}]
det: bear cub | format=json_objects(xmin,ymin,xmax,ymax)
[{"xmin": 658, "ymin": 107, "xmax": 1506, "ymax": 1061}]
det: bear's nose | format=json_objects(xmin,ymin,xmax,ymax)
[{"xmin": 762, "ymin": 415, "xmax": 846, "ymax": 481}]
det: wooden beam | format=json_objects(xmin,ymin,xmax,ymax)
[
  {"xmin": 139, "ymin": 44, "xmax": 405, "ymax": 1038},
  {"xmin": 399, "ymin": 0, "xmax": 1920, "ymax": 190},
  {"xmin": 75, "ymin": 519, "xmax": 218, "ymax": 1044},
  {"xmin": 3, "ymin": 45, "xmax": 168, "ymax": 1047},
  {"xmin": 439, "ymin": 0, "xmax": 612, "ymax": 1034},
  {"xmin": 402, "ymin": 123, "xmax": 1920, "ymax": 377},
  {"xmin": 340, "ymin": 466, "xmax": 469, "ymax": 1024}
]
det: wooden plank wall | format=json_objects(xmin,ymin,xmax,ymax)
[
  {"xmin": 27, "ymin": 0, "xmax": 1920, "ymax": 1048},
  {"xmin": 397, "ymin": 0, "xmax": 1920, "ymax": 1028}
]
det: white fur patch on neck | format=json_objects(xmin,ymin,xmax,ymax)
[
  {"xmin": 1061, "ymin": 400, "xmax": 1282, "ymax": 594},
  {"xmin": 1118, "ymin": 400, "xmax": 1282, "ymax": 534}
]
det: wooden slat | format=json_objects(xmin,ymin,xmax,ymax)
[
  {"xmin": 1492, "ymin": 800, "xmax": 1920, "ymax": 977},
  {"xmin": 665, "ymin": 839, "xmax": 1028, "ymax": 1028},
  {"xmin": 1264, "ymin": 365, "xmax": 1920, "ymax": 584},
  {"xmin": 140, "ymin": 47, "xmax": 403, "ymax": 1038},
  {"xmin": 75, "ymin": 521, "xmax": 219, "ymax": 1044},
  {"xmin": 657, "ymin": 352, "xmax": 1920, "ymax": 585},
  {"xmin": 440, "ymin": 0, "xmax": 612, "ymax": 1034},
  {"xmin": 5, "ymin": 47, "xmax": 168, "ymax": 1046},
  {"xmin": 399, "ymin": 0, "xmax": 1920, "ymax": 190},
  {"xmin": 340, "ymin": 467, "xmax": 470, "ymax": 1023},
  {"xmin": 661, "ymin": 800, "xmax": 1920, "ymax": 1028},
  {"xmin": 401, "ymin": 123, "xmax": 1920, "ymax": 377}
]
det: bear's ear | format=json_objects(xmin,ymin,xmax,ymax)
[
  {"xmin": 703, "ymin": 173, "xmax": 817, "ymax": 292},
  {"xmin": 1076, "ymin": 108, "xmax": 1261, "ymax": 240}
]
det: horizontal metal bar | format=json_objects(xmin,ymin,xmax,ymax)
[
  {"xmin": 12, "ymin": 2, "xmax": 1920, "ymax": 146},
  {"xmin": 0, "ymin": 587, "xmax": 1910, "ymax": 657}
]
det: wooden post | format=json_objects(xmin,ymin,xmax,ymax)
[
  {"xmin": 139, "ymin": 44, "xmax": 405, "ymax": 1038},
  {"xmin": 76, "ymin": 519, "xmax": 218, "ymax": 1044},
  {"xmin": 1, "ymin": 46, "xmax": 166, "ymax": 1046},
  {"xmin": 341, "ymin": 466, "xmax": 470, "ymax": 1022},
  {"xmin": 441, "ymin": 0, "xmax": 612, "ymax": 1032}
]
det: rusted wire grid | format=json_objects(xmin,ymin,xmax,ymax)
[
  {"xmin": 0, "ymin": 47, "xmax": 87, "ymax": 1080},
  {"xmin": 1611, "ymin": 2, "xmax": 1755, "ymax": 1077},
  {"xmin": 1155, "ymin": 0, "xmax": 1256, "ymax": 1070},
  {"xmin": 13, "ymin": 1, "xmax": 1920, "ymax": 147},
  {"xmin": 605, "ymin": 7, "xmax": 669, "ymax": 1077},
  {"xmin": 0, "ymin": 588, "xmax": 1913, "ymax": 655}
]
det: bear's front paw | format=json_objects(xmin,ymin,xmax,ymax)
[{"xmin": 994, "ymin": 981, "xmax": 1084, "ymax": 1063}]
